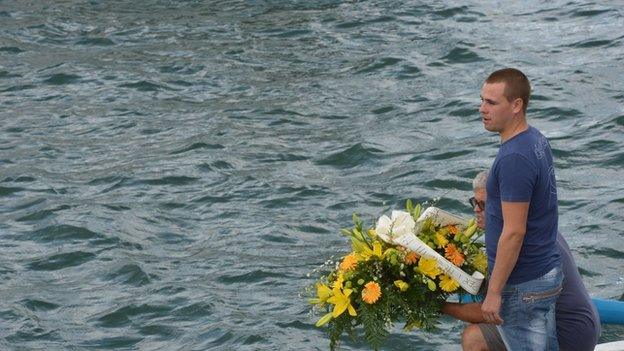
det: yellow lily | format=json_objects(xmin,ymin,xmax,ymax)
[
  {"xmin": 368, "ymin": 228, "xmax": 377, "ymax": 238},
  {"xmin": 372, "ymin": 241, "xmax": 384, "ymax": 258},
  {"xmin": 308, "ymin": 283, "xmax": 332, "ymax": 305},
  {"xmin": 434, "ymin": 231, "xmax": 449, "ymax": 248},
  {"xmin": 418, "ymin": 257, "xmax": 441, "ymax": 279},
  {"xmin": 327, "ymin": 284, "xmax": 357, "ymax": 318},
  {"xmin": 351, "ymin": 237, "xmax": 371, "ymax": 255},
  {"xmin": 333, "ymin": 274, "xmax": 344, "ymax": 289},
  {"xmin": 359, "ymin": 240, "xmax": 385, "ymax": 260},
  {"xmin": 315, "ymin": 312, "xmax": 333, "ymax": 327},
  {"xmin": 394, "ymin": 280, "xmax": 409, "ymax": 292}
]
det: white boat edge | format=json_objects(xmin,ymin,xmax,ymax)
[{"xmin": 595, "ymin": 340, "xmax": 624, "ymax": 351}]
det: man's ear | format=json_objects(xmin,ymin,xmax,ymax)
[{"xmin": 512, "ymin": 98, "xmax": 524, "ymax": 114}]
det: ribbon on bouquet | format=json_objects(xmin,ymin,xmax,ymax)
[{"xmin": 378, "ymin": 207, "xmax": 484, "ymax": 295}]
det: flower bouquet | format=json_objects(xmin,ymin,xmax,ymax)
[{"xmin": 308, "ymin": 200, "xmax": 487, "ymax": 350}]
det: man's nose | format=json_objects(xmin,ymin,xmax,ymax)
[{"xmin": 479, "ymin": 102, "xmax": 486, "ymax": 114}]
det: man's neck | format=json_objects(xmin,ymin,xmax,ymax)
[{"xmin": 500, "ymin": 117, "xmax": 528, "ymax": 143}]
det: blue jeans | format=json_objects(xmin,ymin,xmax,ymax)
[{"xmin": 496, "ymin": 265, "xmax": 563, "ymax": 351}]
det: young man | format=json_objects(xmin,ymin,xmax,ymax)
[
  {"xmin": 442, "ymin": 171, "xmax": 600, "ymax": 351},
  {"xmin": 480, "ymin": 68, "xmax": 562, "ymax": 350}
]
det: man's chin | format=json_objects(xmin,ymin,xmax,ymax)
[
  {"xmin": 477, "ymin": 219, "xmax": 485, "ymax": 230},
  {"xmin": 483, "ymin": 124, "xmax": 496, "ymax": 132}
]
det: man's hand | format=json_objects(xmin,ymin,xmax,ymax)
[{"xmin": 481, "ymin": 292, "xmax": 504, "ymax": 325}]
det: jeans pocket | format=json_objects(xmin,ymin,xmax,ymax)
[
  {"xmin": 500, "ymin": 288, "xmax": 519, "ymax": 326},
  {"xmin": 521, "ymin": 285, "xmax": 562, "ymax": 304}
]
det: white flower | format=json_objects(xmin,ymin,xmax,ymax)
[
  {"xmin": 390, "ymin": 210, "xmax": 416, "ymax": 237},
  {"xmin": 375, "ymin": 215, "xmax": 393, "ymax": 240},
  {"xmin": 375, "ymin": 210, "xmax": 416, "ymax": 242}
]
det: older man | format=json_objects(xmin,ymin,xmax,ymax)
[{"xmin": 442, "ymin": 171, "xmax": 600, "ymax": 351}]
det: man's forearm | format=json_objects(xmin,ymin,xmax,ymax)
[
  {"xmin": 442, "ymin": 302, "xmax": 485, "ymax": 323},
  {"xmin": 488, "ymin": 230, "xmax": 525, "ymax": 293}
]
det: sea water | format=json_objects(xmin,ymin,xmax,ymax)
[{"xmin": 1, "ymin": 1, "xmax": 623, "ymax": 349}]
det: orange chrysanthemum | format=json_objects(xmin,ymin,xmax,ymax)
[
  {"xmin": 404, "ymin": 251, "xmax": 419, "ymax": 265},
  {"xmin": 447, "ymin": 225, "xmax": 459, "ymax": 236},
  {"xmin": 339, "ymin": 253, "xmax": 358, "ymax": 272},
  {"xmin": 362, "ymin": 281, "xmax": 382, "ymax": 304},
  {"xmin": 445, "ymin": 243, "xmax": 465, "ymax": 267}
]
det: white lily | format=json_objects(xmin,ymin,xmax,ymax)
[{"xmin": 375, "ymin": 210, "xmax": 416, "ymax": 242}]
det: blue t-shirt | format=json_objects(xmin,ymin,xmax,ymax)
[{"xmin": 485, "ymin": 125, "xmax": 560, "ymax": 284}]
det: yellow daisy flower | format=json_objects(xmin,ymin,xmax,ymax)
[{"xmin": 439, "ymin": 274, "xmax": 460, "ymax": 292}]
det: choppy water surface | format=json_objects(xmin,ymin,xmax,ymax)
[{"xmin": 1, "ymin": 1, "xmax": 623, "ymax": 349}]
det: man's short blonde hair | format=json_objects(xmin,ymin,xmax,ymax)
[{"xmin": 485, "ymin": 68, "xmax": 531, "ymax": 114}]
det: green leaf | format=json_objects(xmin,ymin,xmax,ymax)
[
  {"xmin": 352, "ymin": 213, "xmax": 361, "ymax": 226},
  {"xmin": 361, "ymin": 304, "xmax": 389, "ymax": 350},
  {"xmin": 352, "ymin": 228, "xmax": 363, "ymax": 241},
  {"xmin": 413, "ymin": 203, "xmax": 422, "ymax": 219},
  {"xmin": 327, "ymin": 313, "xmax": 350, "ymax": 351},
  {"xmin": 406, "ymin": 199, "xmax": 413, "ymax": 212},
  {"xmin": 427, "ymin": 279, "xmax": 436, "ymax": 291}
]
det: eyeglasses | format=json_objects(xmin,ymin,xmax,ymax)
[{"xmin": 468, "ymin": 197, "xmax": 485, "ymax": 211}]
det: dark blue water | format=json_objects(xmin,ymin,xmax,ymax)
[{"xmin": 1, "ymin": 1, "xmax": 623, "ymax": 349}]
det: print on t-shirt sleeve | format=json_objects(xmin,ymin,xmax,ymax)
[{"xmin": 496, "ymin": 153, "xmax": 536, "ymax": 202}]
